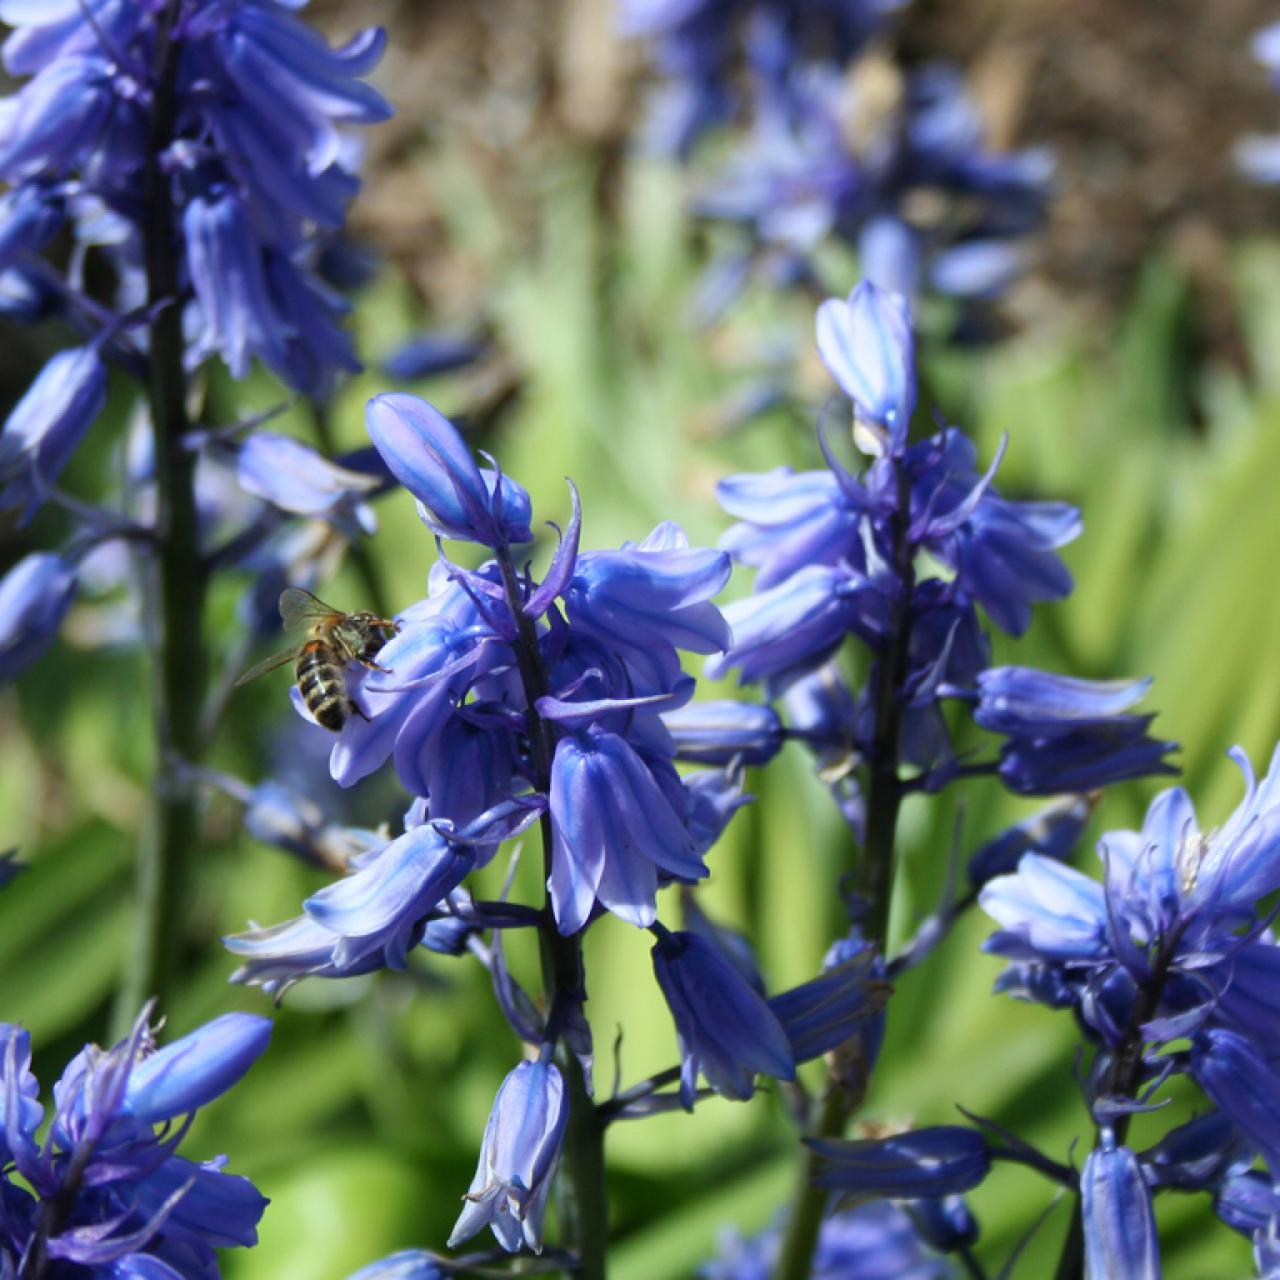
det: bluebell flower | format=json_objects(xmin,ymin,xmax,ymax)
[
  {"xmin": 810, "ymin": 1126, "xmax": 991, "ymax": 1200},
  {"xmin": 0, "ymin": 848, "xmax": 21, "ymax": 888},
  {"xmin": 716, "ymin": 467, "xmax": 864, "ymax": 590},
  {"xmin": 708, "ymin": 564, "xmax": 888, "ymax": 689},
  {"xmin": 382, "ymin": 332, "xmax": 487, "ymax": 381},
  {"xmin": 982, "ymin": 748, "xmax": 1280, "ymax": 1081},
  {"xmin": 967, "ymin": 795, "xmax": 1095, "ymax": 888},
  {"xmin": 688, "ymin": 62, "xmax": 1049, "ymax": 315},
  {"xmin": 768, "ymin": 948, "xmax": 889, "ymax": 1063},
  {"xmin": 1081, "ymin": 1139, "xmax": 1161, "ymax": 1280},
  {"xmin": 652, "ymin": 927, "xmax": 795, "ymax": 1109},
  {"xmin": 1217, "ymin": 1170, "xmax": 1280, "ymax": 1236},
  {"xmin": 0, "ymin": 1008, "xmax": 269, "ymax": 1275},
  {"xmin": 1143, "ymin": 1112, "xmax": 1252, "ymax": 1193},
  {"xmin": 902, "ymin": 1195, "xmax": 978, "ymax": 1253},
  {"xmin": 345, "ymin": 1251, "xmax": 448, "ymax": 1280},
  {"xmin": 232, "ymin": 823, "xmax": 476, "ymax": 981},
  {"xmin": 0, "ymin": 0, "xmax": 390, "ymax": 393},
  {"xmin": 1191, "ymin": 1031, "xmax": 1280, "ymax": 1177},
  {"xmin": 0, "ymin": 550, "xmax": 77, "ymax": 682},
  {"xmin": 549, "ymin": 728, "xmax": 709, "ymax": 933},
  {"xmin": 905, "ymin": 433, "xmax": 1080, "ymax": 636},
  {"xmin": 816, "ymin": 282, "xmax": 916, "ymax": 452},
  {"xmin": 0, "ymin": 344, "xmax": 107, "ymax": 523},
  {"xmin": 701, "ymin": 1200, "xmax": 948, "ymax": 1280},
  {"xmin": 235, "ymin": 431, "xmax": 379, "ymax": 536},
  {"xmin": 0, "ymin": 181, "xmax": 64, "ymax": 270},
  {"xmin": 663, "ymin": 700, "xmax": 784, "ymax": 766},
  {"xmin": 448, "ymin": 1058, "xmax": 567, "ymax": 1254},
  {"xmin": 366, "ymin": 393, "xmax": 533, "ymax": 548}
]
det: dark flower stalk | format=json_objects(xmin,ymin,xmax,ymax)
[
  {"xmin": 117, "ymin": 0, "xmax": 206, "ymax": 1033},
  {"xmin": 773, "ymin": 465, "xmax": 915, "ymax": 1280},
  {"xmin": 492, "ymin": 540, "xmax": 608, "ymax": 1280}
]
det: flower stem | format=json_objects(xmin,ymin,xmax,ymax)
[
  {"xmin": 1051, "ymin": 925, "xmax": 1185, "ymax": 1280},
  {"xmin": 773, "ymin": 465, "xmax": 916, "ymax": 1280},
  {"xmin": 114, "ymin": 2, "xmax": 207, "ymax": 1036},
  {"xmin": 496, "ymin": 549, "xmax": 609, "ymax": 1279}
]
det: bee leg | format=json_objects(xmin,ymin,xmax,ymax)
[
  {"xmin": 351, "ymin": 702, "xmax": 372, "ymax": 722},
  {"xmin": 356, "ymin": 658, "xmax": 393, "ymax": 673}
]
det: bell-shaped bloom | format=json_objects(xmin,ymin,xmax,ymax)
[
  {"xmin": 768, "ymin": 949, "xmax": 889, "ymax": 1063},
  {"xmin": 981, "ymin": 853, "xmax": 1108, "ymax": 963},
  {"xmin": 972, "ymin": 667, "xmax": 1176, "ymax": 795},
  {"xmin": 0, "ymin": 52, "xmax": 117, "ymax": 179},
  {"xmin": 345, "ymin": 1252, "xmax": 448, "ymax": 1280},
  {"xmin": 236, "ymin": 431, "xmax": 378, "ymax": 534},
  {"xmin": 183, "ymin": 187, "xmax": 283, "ymax": 379},
  {"xmin": 1217, "ymin": 1171, "xmax": 1280, "ymax": 1235},
  {"xmin": 549, "ymin": 729, "xmax": 709, "ymax": 933},
  {"xmin": 717, "ymin": 467, "xmax": 864, "ymax": 590},
  {"xmin": 448, "ymin": 1059, "xmax": 567, "ymax": 1254},
  {"xmin": 975, "ymin": 669, "xmax": 1154, "ymax": 737},
  {"xmin": 302, "ymin": 824, "xmax": 475, "ymax": 971},
  {"xmin": 1081, "ymin": 1140, "xmax": 1161, "ymax": 1280},
  {"xmin": 907, "ymin": 431, "xmax": 1079, "ymax": 637},
  {"xmin": 903, "ymin": 1195, "xmax": 979, "ymax": 1253},
  {"xmin": 652, "ymin": 928, "xmax": 795, "ymax": 1109},
  {"xmin": 366, "ymin": 393, "xmax": 533, "ymax": 547},
  {"xmin": 967, "ymin": 795, "xmax": 1094, "ymax": 888},
  {"xmin": 564, "ymin": 521, "xmax": 731, "ymax": 693},
  {"xmin": 811, "ymin": 1127, "xmax": 991, "ymax": 1201},
  {"xmin": 382, "ymin": 331, "xmax": 486, "ymax": 380},
  {"xmin": 225, "ymin": 912, "xmax": 395, "ymax": 996},
  {"xmin": 123, "ymin": 1014, "xmax": 272, "ymax": 1125},
  {"xmin": 1192, "ymin": 1030, "xmax": 1280, "ymax": 1177},
  {"xmin": 0, "ymin": 551, "xmax": 77, "ymax": 682},
  {"xmin": 1144, "ymin": 1113, "xmax": 1252, "ymax": 1193},
  {"xmin": 663, "ymin": 700, "xmax": 784, "ymax": 766},
  {"xmin": 816, "ymin": 282, "xmax": 916, "ymax": 453},
  {"xmin": 701, "ymin": 1200, "xmax": 950, "ymax": 1280},
  {"xmin": 0, "ymin": 344, "xmax": 107, "ymax": 523},
  {"xmin": 0, "ymin": 181, "xmax": 64, "ymax": 271},
  {"xmin": 709, "ymin": 564, "xmax": 888, "ymax": 689},
  {"xmin": 0, "ymin": 1008, "xmax": 269, "ymax": 1272}
]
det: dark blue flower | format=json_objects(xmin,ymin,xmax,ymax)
[
  {"xmin": 366, "ymin": 393, "xmax": 533, "ymax": 548},
  {"xmin": 1081, "ymin": 1139, "xmax": 1161, "ymax": 1280},
  {"xmin": 346, "ymin": 1251, "xmax": 448, "ymax": 1280},
  {"xmin": 906, "ymin": 432, "xmax": 1079, "ymax": 636},
  {"xmin": 967, "ymin": 795, "xmax": 1095, "ymax": 888},
  {"xmin": 549, "ymin": 729, "xmax": 709, "ymax": 933},
  {"xmin": 0, "ymin": 1008, "xmax": 269, "ymax": 1274},
  {"xmin": 0, "ymin": 344, "xmax": 107, "ymax": 524},
  {"xmin": 810, "ymin": 1126, "xmax": 990, "ymax": 1200},
  {"xmin": 652, "ymin": 927, "xmax": 794, "ymax": 1108},
  {"xmin": 0, "ymin": 550, "xmax": 77, "ymax": 682},
  {"xmin": 663, "ymin": 700, "xmax": 784, "ymax": 766},
  {"xmin": 709, "ymin": 564, "xmax": 888, "ymax": 689},
  {"xmin": 768, "ymin": 947, "xmax": 888, "ymax": 1063},
  {"xmin": 382, "ymin": 332, "xmax": 486, "ymax": 380},
  {"xmin": 448, "ymin": 1058, "xmax": 567, "ymax": 1254},
  {"xmin": 1192, "ymin": 1031, "xmax": 1280, "ymax": 1178},
  {"xmin": 700, "ymin": 1200, "xmax": 948, "ymax": 1280}
]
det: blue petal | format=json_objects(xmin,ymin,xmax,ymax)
[
  {"xmin": 124, "ymin": 1014, "xmax": 272, "ymax": 1123},
  {"xmin": 1081, "ymin": 1142, "xmax": 1161, "ymax": 1280}
]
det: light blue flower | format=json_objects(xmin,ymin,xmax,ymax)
[
  {"xmin": 1081, "ymin": 1139, "xmax": 1161, "ymax": 1280},
  {"xmin": 448, "ymin": 1059, "xmax": 567, "ymax": 1254}
]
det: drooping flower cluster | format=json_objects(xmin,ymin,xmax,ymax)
[
  {"xmin": 0, "ymin": 1007, "xmax": 270, "ymax": 1277},
  {"xmin": 619, "ymin": 0, "xmax": 904, "ymax": 157},
  {"xmin": 0, "ymin": 0, "xmax": 390, "ymax": 395},
  {"xmin": 689, "ymin": 280, "xmax": 1175, "ymax": 826},
  {"xmin": 0, "ymin": 0, "xmax": 395, "ymax": 683},
  {"xmin": 980, "ymin": 744, "xmax": 1280, "ymax": 1275},
  {"xmin": 621, "ymin": 0, "xmax": 1050, "ymax": 330}
]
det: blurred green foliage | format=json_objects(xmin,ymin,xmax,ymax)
[{"xmin": 6, "ymin": 135, "xmax": 1280, "ymax": 1279}]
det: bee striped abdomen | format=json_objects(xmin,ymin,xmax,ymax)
[{"xmin": 296, "ymin": 640, "xmax": 352, "ymax": 732}]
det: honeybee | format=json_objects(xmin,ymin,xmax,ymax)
[{"xmin": 235, "ymin": 587, "xmax": 400, "ymax": 731}]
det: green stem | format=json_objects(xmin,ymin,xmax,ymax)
[
  {"xmin": 773, "ymin": 466, "xmax": 916, "ymax": 1280},
  {"xmin": 496, "ymin": 550, "xmax": 609, "ymax": 1279},
  {"xmin": 114, "ymin": 2, "xmax": 207, "ymax": 1036}
]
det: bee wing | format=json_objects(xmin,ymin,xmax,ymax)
[
  {"xmin": 234, "ymin": 646, "xmax": 301, "ymax": 687},
  {"xmin": 279, "ymin": 586, "xmax": 341, "ymax": 632}
]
